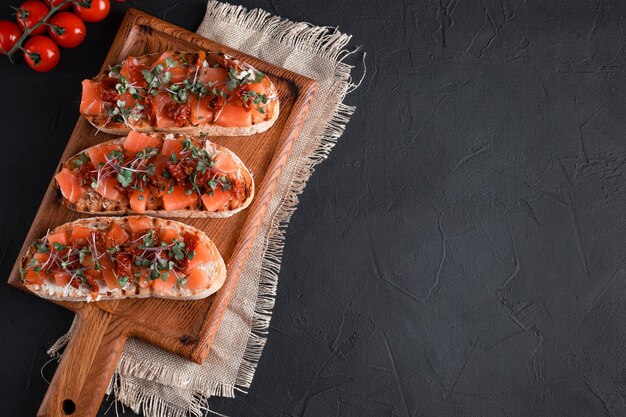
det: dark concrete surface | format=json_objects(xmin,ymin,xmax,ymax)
[{"xmin": 2, "ymin": 0, "xmax": 626, "ymax": 416}]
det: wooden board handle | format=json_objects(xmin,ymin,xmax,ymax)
[{"xmin": 37, "ymin": 306, "xmax": 126, "ymax": 417}]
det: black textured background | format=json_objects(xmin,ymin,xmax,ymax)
[{"xmin": 2, "ymin": 0, "xmax": 626, "ymax": 416}]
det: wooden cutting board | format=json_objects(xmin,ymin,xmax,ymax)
[{"xmin": 7, "ymin": 8, "xmax": 317, "ymax": 417}]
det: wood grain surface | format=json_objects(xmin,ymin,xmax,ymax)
[{"xmin": 7, "ymin": 8, "xmax": 317, "ymax": 417}]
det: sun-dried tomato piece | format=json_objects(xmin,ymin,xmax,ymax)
[
  {"xmin": 208, "ymin": 94, "xmax": 226, "ymax": 111},
  {"xmin": 179, "ymin": 232, "xmax": 198, "ymax": 270},
  {"xmin": 195, "ymin": 51, "xmax": 206, "ymax": 67},
  {"xmin": 194, "ymin": 170, "xmax": 210, "ymax": 188},
  {"xmin": 143, "ymin": 95, "xmax": 157, "ymax": 125},
  {"xmin": 101, "ymin": 88, "xmax": 118, "ymax": 103},
  {"xmin": 167, "ymin": 162, "xmax": 187, "ymax": 184},
  {"xmin": 95, "ymin": 231, "xmax": 116, "ymax": 253},
  {"xmin": 165, "ymin": 102, "xmax": 190, "ymax": 127},
  {"xmin": 75, "ymin": 162, "xmax": 96, "ymax": 186},
  {"xmin": 234, "ymin": 84, "xmax": 251, "ymax": 110},
  {"xmin": 214, "ymin": 54, "xmax": 241, "ymax": 72},
  {"xmin": 148, "ymin": 183, "xmax": 165, "ymax": 198},
  {"xmin": 130, "ymin": 231, "xmax": 146, "ymax": 242},
  {"xmin": 116, "ymin": 252, "xmax": 132, "ymax": 278},
  {"xmin": 147, "ymin": 174, "xmax": 170, "ymax": 197},
  {"xmin": 231, "ymin": 176, "xmax": 246, "ymax": 201},
  {"xmin": 85, "ymin": 274, "xmax": 99, "ymax": 294}
]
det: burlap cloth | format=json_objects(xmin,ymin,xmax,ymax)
[{"xmin": 50, "ymin": 2, "xmax": 358, "ymax": 416}]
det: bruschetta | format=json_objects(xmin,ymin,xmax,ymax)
[
  {"xmin": 54, "ymin": 131, "xmax": 254, "ymax": 218},
  {"xmin": 80, "ymin": 51, "xmax": 279, "ymax": 136},
  {"xmin": 19, "ymin": 216, "xmax": 226, "ymax": 302}
]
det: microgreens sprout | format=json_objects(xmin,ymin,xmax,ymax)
[
  {"xmin": 169, "ymin": 239, "xmax": 186, "ymax": 261},
  {"xmin": 73, "ymin": 153, "xmax": 89, "ymax": 167},
  {"xmin": 241, "ymin": 90, "xmax": 269, "ymax": 114},
  {"xmin": 206, "ymin": 174, "xmax": 232, "ymax": 195},
  {"xmin": 36, "ymin": 242, "xmax": 49, "ymax": 253},
  {"xmin": 89, "ymin": 145, "xmax": 156, "ymax": 190},
  {"xmin": 115, "ymin": 275, "xmax": 129, "ymax": 287}
]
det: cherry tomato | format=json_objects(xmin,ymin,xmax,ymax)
[
  {"xmin": 46, "ymin": 0, "xmax": 71, "ymax": 10},
  {"xmin": 16, "ymin": 1, "xmax": 49, "ymax": 36},
  {"xmin": 48, "ymin": 12, "xmax": 85, "ymax": 48},
  {"xmin": 0, "ymin": 20, "xmax": 22, "ymax": 55},
  {"xmin": 73, "ymin": 0, "xmax": 110, "ymax": 23},
  {"xmin": 23, "ymin": 35, "xmax": 60, "ymax": 72}
]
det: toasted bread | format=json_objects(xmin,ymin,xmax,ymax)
[
  {"xmin": 55, "ymin": 132, "xmax": 254, "ymax": 218},
  {"xmin": 20, "ymin": 216, "xmax": 226, "ymax": 301},
  {"xmin": 80, "ymin": 51, "xmax": 279, "ymax": 136}
]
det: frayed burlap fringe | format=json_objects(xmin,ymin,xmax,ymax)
[
  {"xmin": 202, "ymin": 2, "xmax": 354, "ymax": 64},
  {"xmin": 48, "ymin": 1, "xmax": 359, "ymax": 415},
  {"xmin": 202, "ymin": 2, "xmax": 358, "ymax": 392},
  {"xmin": 107, "ymin": 374, "xmax": 209, "ymax": 417}
]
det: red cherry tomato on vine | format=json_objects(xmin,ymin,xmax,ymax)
[
  {"xmin": 46, "ymin": 0, "xmax": 71, "ymax": 10},
  {"xmin": 73, "ymin": 0, "xmax": 110, "ymax": 23},
  {"xmin": 16, "ymin": 1, "xmax": 49, "ymax": 36},
  {"xmin": 23, "ymin": 35, "xmax": 60, "ymax": 72},
  {"xmin": 0, "ymin": 20, "xmax": 22, "ymax": 55},
  {"xmin": 48, "ymin": 12, "xmax": 85, "ymax": 48}
]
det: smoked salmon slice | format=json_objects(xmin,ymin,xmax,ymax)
[
  {"xmin": 214, "ymin": 101, "xmax": 252, "ymax": 127},
  {"xmin": 198, "ymin": 66, "xmax": 228, "ymax": 85},
  {"xmin": 188, "ymin": 95, "xmax": 213, "ymax": 125},
  {"xmin": 185, "ymin": 267, "xmax": 210, "ymax": 290},
  {"xmin": 162, "ymin": 185, "xmax": 199, "ymax": 211},
  {"xmin": 86, "ymin": 143, "xmax": 122, "ymax": 167},
  {"xmin": 185, "ymin": 240, "xmax": 212, "ymax": 272},
  {"xmin": 53, "ymin": 271, "xmax": 71, "ymax": 287},
  {"xmin": 249, "ymin": 81, "xmax": 272, "ymax": 124},
  {"xmin": 80, "ymin": 80, "xmax": 104, "ymax": 115},
  {"xmin": 129, "ymin": 189, "xmax": 148, "ymax": 214},
  {"xmin": 161, "ymin": 137, "xmax": 184, "ymax": 158},
  {"xmin": 123, "ymin": 130, "xmax": 162, "ymax": 154},
  {"xmin": 120, "ymin": 56, "xmax": 148, "ymax": 88},
  {"xmin": 100, "ymin": 257, "xmax": 118, "ymax": 289},
  {"xmin": 95, "ymin": 177, "xmax": 124, "ymax": 201},
  {"xmin": 152, "ymin": 52, "xmax": 188, "ymax": 84},
  {"xmin": 69, "ymin": 226, "xmax": 95, "ymax": 244},
  {"xmin": 107, "ymin": 222, "xmax": 129, "ymax": 245},
  {"xmin": 47, "ymin": 231, "xmax": 68, "ymax": 248},
  {"xmin": 159, "ymin": 228, "xmax": 180, "ymax": 244},
  {"xmin": 25, "ymin": 269, "xmax": 46, "ymax": 285},
  {"xmin": 201, "ymin": 188, "xmax": 231, "ymax": 212},
  {"xmin": 55, "ymin": 168, "xmax": 82, "ymax": 204},
  {"xmin": 151, "ymin": 272, "xmax": 179, "ymax": 292},
  {"xmin": 128, "ymin": 216, "xmax": 152, "ymax": 233},
  {"xmin": 213, "ymin": 151, "xmax": 239, "ymax": 173},
  {"xmin": 154, "ymin": 93, "xmax": 179, "ymax": 128}
]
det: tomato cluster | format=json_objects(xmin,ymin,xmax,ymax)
[{"xmin": 0, "ymin": 0, "xmax": 113, "ymax": 72}]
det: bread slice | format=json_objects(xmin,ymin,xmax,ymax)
[
  {"xmin": 55, "ymin": 132, "xmax": 254, "ymax": 218},
  {"xmin": 20, "ymin": 216, "xmax": 226, "ymax": 302},
  {"xmin": 80, "ymin": 51, "xmax": 279, "ymax": 136}
]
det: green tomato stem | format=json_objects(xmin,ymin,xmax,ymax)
[{"xmin": 5, "ymin": 0, "xmax": 75, "ymax": 59}]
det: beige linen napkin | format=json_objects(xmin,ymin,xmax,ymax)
[{"xmin": 50, "ymin": 2, "xmax": 359, "ymax": 416}]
